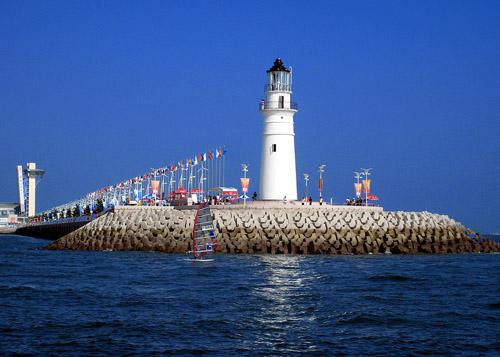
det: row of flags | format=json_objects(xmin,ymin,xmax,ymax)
[
  {"xmin": 173, "ymin": 147, "xmax": 226, "ymax": 172},
  {"xmin": 87, "ymin": 147, "xmax": 227, "ymax": 196},
  {"xmin": 43, "ymin": 146, "xmax": 227, "ymax": 215}
]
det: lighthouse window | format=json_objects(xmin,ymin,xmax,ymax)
[
  {"xmin": 278, "ymin": 96, "xmax": 284, "ymax": 108},
  {"xmin": 272, "ymin": 144, "xmax": 277, "ymax": 152}
]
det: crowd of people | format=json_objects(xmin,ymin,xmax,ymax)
[
  {"xmin": 300, "ymin": 196, "xmax": 324, "ymax": 205},
  {"xmin": 345, "ymin": 197, "xmax": 365, "ymax": 206},
  {"xmin": 206, "ymin": 195, "xmax": 234, "ymax": 205}
]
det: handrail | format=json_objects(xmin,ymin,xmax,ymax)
[
  {"xmin": 259, "ymin": 100, "xmax": 298, "ymax": 111},
  {"xmin": 265, "ymin": 84, "xmax": 291, "ymax": 92}
]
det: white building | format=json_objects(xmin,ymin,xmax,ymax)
[
  {"xmin": 16, "ymin": 162, "xmax": 45, "ymax": 217},
  {"xmin": 259, "ymin": 58, "xmax": 298, "ymax": 201},
  {"xmin": 0, "ymin": 202, "xmax": 20, "ymax": 227}
]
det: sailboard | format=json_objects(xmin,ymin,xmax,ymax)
[{"xmin": 186, "ymin": 202, "xmax": 217, "ymax": 262}]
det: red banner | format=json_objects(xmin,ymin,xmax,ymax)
[{"xmin": 240, "ymin": 178, "xmax": 249, "ymax": 193}]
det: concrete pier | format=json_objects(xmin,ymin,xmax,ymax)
[
  {"xmin": 0, "ymin": 226, "xmax": 17, "ymax": 234},
  {"xmin": 46, "ymin": 204, "xmax": 499, "ymax": 254}
]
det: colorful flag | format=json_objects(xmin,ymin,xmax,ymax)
[
  {"xmin": 203, "ymin": 153, "xmax": 207, "ymax": 162},
  {"xmin": 208, "ymin": 151, "xmax": 213, "ymax": 160}
]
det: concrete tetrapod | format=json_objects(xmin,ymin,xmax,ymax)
[{"xmin": 44, "ymin": 206, "xmax": 500, "ymax": 255}]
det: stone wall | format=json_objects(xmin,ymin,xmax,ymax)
[{"xmin": 46, "ymin": 205, "xmax": 499, "ymax": 254}]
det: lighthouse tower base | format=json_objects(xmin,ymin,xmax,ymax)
[{"xmin": 259, "ymin": 124, "xmax": 297, "ymax": 201}]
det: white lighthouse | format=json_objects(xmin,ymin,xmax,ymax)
[{"xmin": 259, "ymin": 58, "xmax": 298, "ymax": 201}]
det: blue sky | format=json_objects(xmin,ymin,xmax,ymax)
[{"xmin": 1, "ymin": 1, "xmax": 499, "ymax": 232}]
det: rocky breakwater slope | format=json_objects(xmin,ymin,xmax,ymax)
[{"xmin": 46, "ymin": 204, "xmax": 499, "ymax": 254}]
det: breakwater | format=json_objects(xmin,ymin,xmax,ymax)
[{"xmin": 46, "ymin": 203, "xmax": 499, "ymax": 254}]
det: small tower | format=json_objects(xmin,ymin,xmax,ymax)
[
  {"xmin": 23, "ymin": 163, "xmax": 45, "ymax": 217},
  {"xmin": 259, "ymin": 58, "xmax": 298, "ymax": 201}
]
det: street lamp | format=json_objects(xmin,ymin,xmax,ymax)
[
  {"xmin": 241, "ymin": 163, "xmax": 249, "ymax": 177},
  {"xmin": 318, "ymin": 164, "xmax": 326, "ymax": 199},
  {"xmin": 303, "ymin": 173, "xmax": 310, "ymax": 199},
  {"xmin": 360, "ymin": 168, "xmax": 372, "ymax": 207},
  {"xmin": 354, "ymin": 171, "xmax": 363, "ymax": 202},
  {"xmin": 354, "ymin": 171, "xmax": 363, "ymax": 183}
]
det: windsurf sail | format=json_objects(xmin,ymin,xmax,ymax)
[{"xmin": 189, "ymin": 203, "xmax": 217, "ymax": 260}]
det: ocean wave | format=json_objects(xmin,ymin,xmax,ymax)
[
  {"xmin": 0, "ymin": 262, "xmax": 19, "ymax": 268},
  {"xmin": 0, "ymin": 284, "xmax": 38, "ymax": 292},
  {"xmin": 336, "ymin": 312, "xmax": 411, "ymax": 326},
  {"xmin": 486, "ymin": 302, "xmax": 500, "ymax": 309},
  {"xmin": 368, "ymin": 274, "xmax": 417, "ymax": 282}
]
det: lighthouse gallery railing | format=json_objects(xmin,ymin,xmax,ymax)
[{"xmin": 259, "ymin": 100, "xmax": 298, "ymax": 111}]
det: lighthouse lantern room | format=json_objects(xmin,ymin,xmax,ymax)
[{"xmin": 259, "ymin": 58, "xmax": 298, "ymax": 201}]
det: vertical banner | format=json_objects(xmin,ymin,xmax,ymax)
[
  {"xmin": 241, "ymin": 178, "xmax": 250, "ymax": 193},
  {"xmin": 363, "ymin": 179, "xmax": 371, "ymax": 194},
  {"xmin": 151, "ymin": 180, "xmax": 160, "ymax": 197},
  {"xmin": 354, "ymin": 183, "xmax": 362, "ymax": 198},
  {"xmin": 318, "ymin": 178, "xmax": 323, "ymax": 191}
]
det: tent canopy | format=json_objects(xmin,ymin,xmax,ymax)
[{"xmin": 209, "ymin": 187, "xmax": 238, "ymax": 194}]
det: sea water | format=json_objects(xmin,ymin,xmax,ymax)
[{"xmin": 0, "ymin": 234, "xmax": 498, "ymax": 355}]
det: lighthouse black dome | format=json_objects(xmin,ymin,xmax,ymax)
[{"xmin": 267, "ymin": 58, "xmax": 290, "ymax": 73}]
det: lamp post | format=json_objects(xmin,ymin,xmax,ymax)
[
  {"xmin": 241, "ymin": 163, "xmax": 249, "ymax": 206},
  {"xmin": 198, "ymin": 163, "xmax": 208, "ymax": 200},
  {"xmin": 179, "ymin": 166, "xmax": 187, "ymax": 188},
  {"xmin": 303, "ymin": 173, "xmax": 310, "ymax": 199},
  {"xmin": 354, "ymin": 171, "xmax": 362, "ymax": 185},
  {"xmin": 169, "ymin": 170, "xmax": 176, "ymax": 195},
  {"xmin": 360, "ymin": 168, "xmax": 372, "ymax": 207},
  {"xmin": 318, "ymin": 164, "xmax": 326, "ymax": 199},
  {"xmin": 354, "ymin": 171, "xmax": 363, "ymax": 203},
  {"xmin": 188, "ymin": 165, "xmax": 195, "ymax": 194}
]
